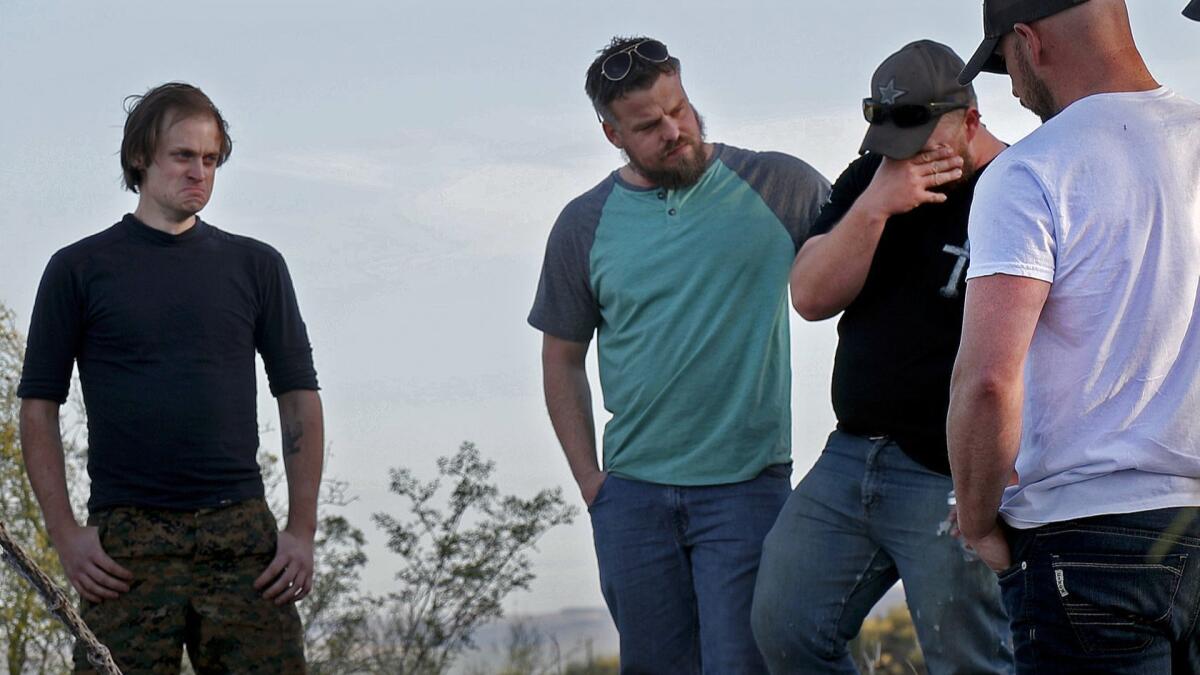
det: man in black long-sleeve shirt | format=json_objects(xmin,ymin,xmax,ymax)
[{"xmin": 18, "ymin": 82, "xmax": 322, "ymax": 673}]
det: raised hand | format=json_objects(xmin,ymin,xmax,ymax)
[{"xmin": 859, "ymin": 145, "xmax": 964, "ymax": 217}]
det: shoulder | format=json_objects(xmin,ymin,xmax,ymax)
[
  {"xmin": 833, "ymin": 152, "xmax": 882, "ymax": 185},
  {"xmin": 552, "ymin": 174, "xmax": 617, "ymax": 234},
  {"xmin": 975, "ymin": 150, "xmax": 1050, "ymax": 202},
  {"xmin": 47, "ymin": 223, "xmax": 128, "ymax": 269},
  {"xmin": 716, "ymin": 143, "xmax": 826, "ymax": 185},
  {"xmin": 207, "ymin": 223, "xmax": 288, "ymax": 265}
]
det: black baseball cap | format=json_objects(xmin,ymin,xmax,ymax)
[
  {"xmin": 959, "ymin": 0, "xmax": 1092, "ymax": 84},
  {"xmin": 1186, "ymin": 0, "xmax": 1200, "ymax": 20},
  {"xmin": 860, "ymin": 40, "xmax": 976, "ymax": 160}
]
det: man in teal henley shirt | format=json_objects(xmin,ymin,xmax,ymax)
[{"xmin": 529, "ymin": 36, "xmax": 829, "ymax": 673}]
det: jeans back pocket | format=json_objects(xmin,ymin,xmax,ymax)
[{"xmin": 1050, "ymin": 552, "xmax": 1186, "ymax": 655}]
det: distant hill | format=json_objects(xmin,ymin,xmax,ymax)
[
  {"xmin": 453, "ymin": 587, "xmax": 908, "ymax": 672},
  {"xmin": 455, "ymin": 607, "xmax": 618, "ymax": 673}
]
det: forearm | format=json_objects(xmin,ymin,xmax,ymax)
[
  {"xmin": 947, "ymin": 372, "xmax": 1023, "ymax": 541},
  {"xmin": 543, "ymin": 358, "xmax": 599, "ymax": 483},
  {"xmin": 277, "ymin": 389, "xmax": 324, "ymax": 536},
  {"xmin": 19, "ymin": 399, "xmax": 78, "ymax": 542},
  {"xmin": 790, "ymin": 201, "xmax": 888, "ymax": 320}
]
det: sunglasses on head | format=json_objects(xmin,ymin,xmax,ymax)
[
  {"xmin": 862, "ymin": 99, "xmax": 969, "ymax": 128},
  {"xmin": 601, "ymin": 40, "xmax": 670, "ymax": 81}
]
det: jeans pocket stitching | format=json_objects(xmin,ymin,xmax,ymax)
[
  {"xmin": 1051, "ymin": 553, "xmax": 1186, "ymax": 654},
  {"xmin": 996, "ymin": 563, "xmax": 1025, "ymax": 584}
]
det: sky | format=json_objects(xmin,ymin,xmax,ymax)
[{"xmin": 1, "ymin": 1, "xmax": 1198, "ymax": 616}]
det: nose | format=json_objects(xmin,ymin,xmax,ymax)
[
  {"xmin": 186, "ymin": 157, "xmax": 206, "ymax": 180},
  {"xmin": 661, "ymin": 117, "xmax": 681, "ymax": 144}
]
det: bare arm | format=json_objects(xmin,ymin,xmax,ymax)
[
  {"xmin": 947, "ymin": 274, "xmax": 1049, "ymax": 570},
  {"xmin": 255, "ymin": 388, "xmax": 324, "ymax": 605},
  {"xmin": 791, "ymin": 146, "xmax": 963, "ymax": 320},
  {"xmin": 542, "ymin": 334, "xmax": 605, "ymax": 506},
  {"xmin": 20, "ymin": 398, "xmax": 131, "ymax": 602}
]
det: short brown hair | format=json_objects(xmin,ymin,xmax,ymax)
[
  {"xmin": 120, "ymin": 82, "xmax": 233, "ymax": 193},
  {"xmin": 585, "ymin": 36, "xmax": 681, "ymax": 125}
]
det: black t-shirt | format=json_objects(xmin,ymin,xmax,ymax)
[
  {"xmin": 807, "ymin": 153, "xmax": 985, "ymax": 475},
  {"xmin": 18, "ymin": 214, "xmax": 319, "ymax": 512}
]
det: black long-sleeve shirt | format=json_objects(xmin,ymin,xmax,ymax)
[{"xmin": 19, "ymin": 214, "xmax": 319, "ymax": 511}]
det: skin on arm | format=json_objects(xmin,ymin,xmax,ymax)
[
  {"xmin": 254, "ymin": 388, "xmax": 324, "ymax": 605},
  {"xmin": 542, "ymin": 334, "xmax": 606, "ymax": 506},
  {"xmin": 790, "ymin": 145, "xmax": 963, "ymax": 320},
  {"xmin": 947, "ymin": 274, "xmax": 1049, "ymax": 572},
  {"xmin": 19, "ymin": 398, "xmax": 132, "ymax": 603}
]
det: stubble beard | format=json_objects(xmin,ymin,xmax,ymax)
[
  {"xmin": 1014, "ymin": 47, "xmax": 1059, "ymax": 123},
  {"xmin": 626, "ymin": 108, "xmax": 709, "ymax": 190}
]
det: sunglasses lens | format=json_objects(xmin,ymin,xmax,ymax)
[
  {"xmin": 863, "ymin": 101, "xmax": 884, "ymax": 124},
  {"xmin": 634, "ymin": 40, "xmax": 669, "ymax": 63},
  {"xmin": 891, "ymin": 105, "xmax": 932, "ymax": 128},
  {"xmin": 602, "ymin": 52, "xmax": 633, "ymax": 81}
]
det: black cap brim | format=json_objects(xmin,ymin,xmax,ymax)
[
  {"xmin": 958, "ymin": 36, "xmax": 1003, "ymax": 85},
  {"xmin": 859, "ymin": 114, "xmax": 942, "ymax": 161},
  {"xmin": 1186, "ymin": 0, "xmax": 1200, "ymax": 20}
]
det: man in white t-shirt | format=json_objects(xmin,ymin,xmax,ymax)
[{"xmin": 949, "ymin": 0, "xmax": 1200, "ymax": 671}]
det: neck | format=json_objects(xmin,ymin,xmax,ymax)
[
  {"xmin": 970, "ymin": 126, "xmax": 1007, "ymax": 168},
  {"xmin": 133, "ymin": 202, "xmax": 197, "ymax": 235},
  {"xmin": 1053, "ymin": 61, "xmax": 1159, "ymax": 111}
]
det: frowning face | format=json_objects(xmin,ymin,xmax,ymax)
[
  {"xmin": 603, "ymin": 72, "xmax": 708, "ymax": 190},
  {"xmin": 136, "ymin": 113, "xmax": 223, "ymax": 222}
]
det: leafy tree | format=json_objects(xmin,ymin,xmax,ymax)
[
  {"xmin": 362, "ymin": 442, "xmax": 577, "ymax": 674},
  {"xmin": 0, "ymin": 304, "xmax": 82, "ymax": 674},
  {"xmin": 851, "ymin": 604, "xmax": 926, "ymax": 675}
]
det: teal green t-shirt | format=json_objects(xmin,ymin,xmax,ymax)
[{"xmin": 530, "ymin": 144, "xmax": 830, "ymax": 485}]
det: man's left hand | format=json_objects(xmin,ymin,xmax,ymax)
[
  {"xmin": 254, "ymin": 526, "xmax": 315, "ymax": 605},
  {"xmin": 965, "ymin": 525, "xmax": 1012, "ymax": 574}
]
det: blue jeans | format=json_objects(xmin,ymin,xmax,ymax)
[
  {"xmin": 589, "ymin": 464, "xmax": 792, "ymax": 674},
  {"xmin": 751, "ymin": 431, "xmax": 1013, "ymax": 674},
  {"xmin": 1000, "ymin": 507, "xmax": 1200, "ymax": 674}
]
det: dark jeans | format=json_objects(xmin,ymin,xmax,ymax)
[
  {"xmin": 1001, "ymin": 507, "xmax": 1200, "ymax": 674},
  {"xmin": 588, "ymin": 464, "xmax": 792, "ymax": 674}
]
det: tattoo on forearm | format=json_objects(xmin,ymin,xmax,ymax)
[{"xmin": 283, "ymin": 421, "xmax": 304, "ymax": 458}]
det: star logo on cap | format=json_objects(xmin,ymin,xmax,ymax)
[{"xmin": 878, "ymin": 78, "xmax": 907, "ymax": 105}]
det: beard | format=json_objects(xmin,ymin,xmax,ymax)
[
  {"xmin": 625, "ymin": 107, "xmax": 709, "ymax": 190},
  {"xmin": 1013, "ymin": 47, "xmax": 1059, "ymax": 123}
]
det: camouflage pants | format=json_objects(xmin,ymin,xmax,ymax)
[{"xmin": 73, "ymin": 498, "xmax": 306, "ymax": 674}]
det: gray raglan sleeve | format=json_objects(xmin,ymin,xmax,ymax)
[
  {"xmin": 527, "ymin": 181, "xmax": 611, "ymax": 343},
  {"xmin": 724, "ymin": 148, "xmax": 832, "ymax": 250}
]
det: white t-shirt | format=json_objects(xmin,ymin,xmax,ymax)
[{"xmin": 967, "ymin": 87, "xmax": 1200, "ymax": 528}]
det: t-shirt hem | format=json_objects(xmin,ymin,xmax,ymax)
[
  {"xmin": 1001, "ymin": 495, "xmax": 1200, "ymax": 529},
  {"xmin": 607, "ymin": 456, "xmax": 792, "ymax": 487},
  {"xmin": 527, "ymin": 314, "xmax": 594, "ymax": 343},
  {"xmin": 966, "ymin": 263, "xmax": 1054, "ymax": 283}
]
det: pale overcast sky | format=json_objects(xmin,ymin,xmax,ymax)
[{"xmin": 2, "ymin": 1, "xmax": 1197, "ymax": 615}]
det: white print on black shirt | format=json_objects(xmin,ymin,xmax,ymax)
[{"xmin": 940, "ymin": 239, "xmax": 970, "ymax": 299}]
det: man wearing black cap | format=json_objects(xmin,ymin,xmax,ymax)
[
  {"xmin": 1186, "ymin": 0, "xmax": 1200, "ymax": 20},
  {"xmin": 751, "ymin": 40, "xmax": 1012, "ymax": 674},
  {"xmin": 951, "ymin": 0, "xmax": 1200, "ymax": 671}
]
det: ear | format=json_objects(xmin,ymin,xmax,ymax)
[
  {"xmin": 963, "ymin": 107, "xmax": 982, "ymax": 142},
  {"xmin": 602, "ymin": 120, "xmax": 624, "ymax": 150},
  {"xmin": 1012, "ymin": 23, "xmax": 1045, "ymax": 67}
]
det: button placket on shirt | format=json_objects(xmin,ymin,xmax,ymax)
[{"xmin": 658, "ymin": 189, "xmax": 680, "ymax": 221}]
